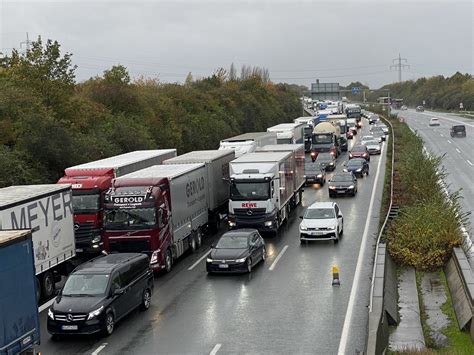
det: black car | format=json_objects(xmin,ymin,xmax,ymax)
[
  {"xmin": 368, "ymin": 115, "xmax": 379, "ymax": 124},
  {"xmin": 315, "ymin": 152, "xmax": 336, "ymax": 171},
  {"xmin": 305, "ymin": 158, "xmax": 326, "ymax": 185},
  {"xmin": 328, "ymin": 172, "xmax": 358, "ymax": 197},
  {"xmin": 343, "ymin": 158, "xmax": 369, "ymax": 178},
  {"xmin": 450, "ymin": 125, "xmax": 466, "ymax": 138},
  {"xmin": 207, "ymin": 229, "xmax": 266, "ymax": 273},
  {"xmin": 47, "ymin": 253, "xmax": 153, "ymax": 337}
]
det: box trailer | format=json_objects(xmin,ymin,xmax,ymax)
[
  {"xmin": 103, "ymin": 164, "xmax": 209, "ymax": 272},
  {"xmin": 164, "ymin": 150, "xmax": 234, "ymax": 230},
  {"xmin": 58, "ymin": 149, "xmax": 176, "ymax": 253},
  {"xmin": 218, "ymin": 132, "xmax": 277, "ymax": 157},
  {"xmin": 0, "ymin": 230, "xmax": 40, "ymax": 355},
  {"xmin": 267, "ymin": 123, "xmax": 305, "ymax": 145},
  {"xmin": 0, "ymin": 185, "xmax": 75, "ymax": 300}
]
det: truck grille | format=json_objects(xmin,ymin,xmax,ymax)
[
  {"xmin": 234, "ymin": 208, "xmax": 266, "ymax": 218},
  {"xmin": 75, "ymin": 222, "xmax": 98, "ymax": 239},
  {"xmin": 54, "ymin": 314, "xmax": 88, "ymax": 322},
  {"xmin": 109, "ymin": 240, "xmax": 150, "ymax": 253}
]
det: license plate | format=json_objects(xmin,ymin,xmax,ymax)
[
  {"xmin": 62, "ymin": 325, "xmax": 78, "ymax": 330},
  {"xmin": 75, "ymin": 248, "xmax": 84, "ymax": 252},
  {"xmin": 218, "ymin": 264, "xmax": 229, "ymax": 269},
  {"xmin": 337, "ymin": 190, "xmax": 346, "ymax": 194}
]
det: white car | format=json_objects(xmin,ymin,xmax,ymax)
[
  {"xmin": 365, "ymin": 140, "xmax": 382, "ymax": 155},
  {"xmin": 299, "ymin": 201, "xmax": 343, "ymax": 244},
  {"xmin": 429, "ymin": 118, "xmax": 440, "ymax": 126},
  {"xmin": 361, "ymin": 135, "xmax": 379, "ymax": 145}
]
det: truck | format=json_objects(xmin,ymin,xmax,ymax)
[
  {"xmin": 218, "ymin": 132, "xmax": 277, "ymax": 158},
  {"xmin": 163, "ymin": 150, "xmax": 234, "ymax": 231},
  {"xmin": 312, "ymin": 121, "xmax": 342, "ymax": 157},
  {"xmin": 267, "ymin": 123, "xmax": 305, "ymax": 145},
  {"xmin": 58, "ymin": 149, "xmax": 177, "ymax": 253},
  {"xmin": 345, "ymin": 104, "xmax": 362, "ymax": 122},
  {"xmin": 0, "ymin": 185, "xmax": 76, "ymax": 300},
  {"xmin": 227, "ymin": 151, "xmax": 302, "ymax": 233},
  {"xmin": 102, "ymin": 164, "xmax": 209, "ymax": 272},
  {"xmin": 0, "ymin": 230, "xmax": 40, "ymax": 355},
  {"xmin": 294, "ymin": 117, "xmax": 316, "ymax": 152}
]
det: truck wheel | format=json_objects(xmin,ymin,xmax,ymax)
[
  {"xmin": 196, "ymin": 229, "xmax": 203, "ymax": 248},
  {"xmin": 189, "ymin": 234, "xmax": 197, "ymax": 253},
  {"xmin": 42, "ymin": 271, "xmax": 55, "ymax": 300},
  {"xmin": 165, "ymin": 249, "xmax": 173, "ymax": 273}
]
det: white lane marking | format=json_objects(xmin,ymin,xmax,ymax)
[
  {"xmin": 337, "ymin": 143, "xmax": 385, "ymax": 355},
  {"xmin": 188, "ymin": 250, "xmax": 212, "ymax": 271},
  {"xmin": 38, "ymin": 298, "xmax": 55, "ymax": 313},
  {"xmin": 91, "ymin": 343, "xmax": 108, "ymax": 355},
  {"xmin": 440, "ymin": 133, "xmax": 444, "ymax": 137},
  {"xmin": 456, "ymin": 148, "xmax": 461, "ymax": 154},
  {"xmin": 269, "ymin": 245, "xmax": 289, "ymax": 271},
  {"xmin": 467, "ymin": 160, "xmax": 473, "ymax": 166},
  {"xmin": 447, "ymin": 140, "xmax": 452, "ymax": 144},
  {"xmin": 210, "ymin": 343, "xmax": 222, "ymax": 355}
]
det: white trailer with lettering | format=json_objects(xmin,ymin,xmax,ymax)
[{"xmin": 0, "ymin": 184, "xmax": 76, "ymax": 300}]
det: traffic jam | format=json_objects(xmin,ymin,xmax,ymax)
[{"xmin": 1, "ymin": 100, "xmax": 388, "ymax": 354}]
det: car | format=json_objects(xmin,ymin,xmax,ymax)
[
  {"xmin": 370, "ymin": 127, "xmax": 386, "ymax": 141},
  {"xmin": 401, "ymin": 105, "xmax": 408, "ymax": 110},
  {"xmin": 346, "ymin": 130, "xmax": 354, "ymax": 139},
  {"xmin": 416, "ymin": 106, "xmax": 424, "ymax": 112},
  {"xmin": 375, "ymin": 123, "xmax": 389, "ymax": 134},
  {"xmin": 365, "ymin": 140, "xmax": 382, "ymax": 155},
  {"xmin": 349, "ymin": 145, "xmax": 370, "ymax": 162},
  {"xmin": 368, "ymin": 115, "xmax": 379, "ymax": 124},
  {"xmin": 315, "ymin": 152, "xmax": 336, "ymax": 171},
  {"xmin": 429, "ymin": 117, "xmax": 440, "ymax": 126},
  {"xmin": 206, "ymin": 229, "xmax": 265, "ymax": 273},
  {"xmin": 339, "ymin": 136, "xmax": 348, "ymax": 152},
  {"xmin": 299, "ymin": 202, "xmax": 343, "ymax": 244},
  {"xmin": 47, "ymin": 253, "xmax": 154, "ymax": 337},
  {"xmin": 361, "ymin": 135, "xmax": 375, "ymax": 145},
  {"xmin": 328, "ymin": 171, "xmax": 358, "ymax": 197},
  {"xmin": 450, "ymin": 125, "xmax": 466, "ymax": 138},
  {"xmin": 305, "ymin": 158, "xmax": 326, "ymax": 185},
  {"xmin": 343, "ymin": 158, "xmax": 369, "ymax": 177}
]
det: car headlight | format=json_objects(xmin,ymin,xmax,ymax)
[
  {"xmin": 48, "ymin": 308, "xmax": 54, "ymax": 320},
  {"xmin": 343, "ymin": 169, "xmax": 348, "ymax": 172},
  {"xmin": 87, "ymin": 306, "xmax": 104, "ymax": 320},
  {"xmin": 349, "ymin": 153, "xmax": 353, "ymax": 158},
  {"xmin": 228, "ymin": 221, "xmax": 236, "ymax": 227},
  {"xmin": 317, "ymin": 174, "xmax": 323, "ymax": 178},
  {"xmin": 150, "ymin": 250, "xmax": 159, "ymax": 264},
  {"xmin": 300, "ymin": 224, "xmax": 307, "ymax": 231},
  {"xmin": 348, "ymin": 185, "xmax": 355, "ymax": 189},
  {"xmin": 235, "ymin": 258, "xmax": 246, "ymax": 263},
  {"xmin": 206, "ymin": 257, "xmax": 213, "ymax": 263},
  {"xmin": 356, "ymin": 168, "xmax": 362, "ymax": 172},
  {"xmin": 264, "ymin": 221, "xmax": 273, "ymax": 227},
  {"xmin": 329, "ymin": 186, "xmax": 336, "ymax": 190}
]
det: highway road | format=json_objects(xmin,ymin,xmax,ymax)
[
  {"xmin": 38, "ymin": 119, "xmax": 387, "ymax": 355},
  {"xmin": 397, "ymin": 109, "xmax": 473, "ymax": 256}
]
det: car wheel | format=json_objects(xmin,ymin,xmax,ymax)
[
  {"xmin": 42, "ymin": 271, "xmax": 55, "ymax": 300},
  {"xmin": 334, "ymin": 236, "xmax": 339, "ymax": 244},
  {"xmin": 261, "ymin": 247, "xmax": 266, "ymax": 262},
  {"xmin": 340, "ymin": 223, "xmax": 344, "ymax": 236},
  {"xmin": 165, "ymin": 249, "xmax": 173, "ymax": 273},
  {"xmin": 246, "ymin": 258, "xmax": 252, "ymax": 273},
  {"xmin": 140, "ymin": 288, "xmax": 152, "ymax": 311},
  {"xmin": 103, "ymin": 311, "xmax": 115, "ymax": 336}
]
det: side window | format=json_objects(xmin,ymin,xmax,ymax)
[
  {"xmin": 119, "ymin": 264, "xmax": 132, "ymax": 286},
  {"xmin": 251, "ymin": 234, "xmax": 259, "ymax": 245},
  {"xmin": 157, "ymin": 209, "xmax": 164, "ymax": 228},
  {"xmin": 334, "ymin": 205, "xmax": 339, "ymax": 215},
  {"xmin": 110, "ymin": 272, "xmax": 122, "ymax": 292}
]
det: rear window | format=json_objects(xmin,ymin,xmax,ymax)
[{"xmin": 452, "ymin": 125, "xmax": 465, "ymax": 132}]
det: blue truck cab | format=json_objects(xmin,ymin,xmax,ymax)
[{"xmin": 0, "ymin": 230, "xmax": 40, "ymax": 355}]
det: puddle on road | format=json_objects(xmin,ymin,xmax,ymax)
[{"xmin": 420, "ymin": 272, "xmax": 450, "ymax": 348}]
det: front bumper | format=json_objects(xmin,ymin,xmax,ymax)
[
  {"xmin": 206, "ymin": 261, "xmax": 248, "ymax": 273},
  {"xmin": 228, "ymin": 212, "xmax": 277, "ymax": 232},
  {"xmin": 47, "ymin": 317, "xmax": 103, "ymax": 335},
  {"xmin": 300, "ymin": 230, "xmax": 337, "ymax": 241},
  {"xmin": 329, "ymin": 187, "xmax": 355, "ymax": 195},
  {"xmin": 368, "ymin": 148, "xmax": 381, "ymax": 155},
  {"xmin": 305, "ymin": 175, "xmax": 324, "ymax": 184}
]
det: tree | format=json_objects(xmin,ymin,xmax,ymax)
[
  {"xmin": 185, "ymin": 72, "xmax": 193, "ymax": 86},
  {"xmin": 229, "ymin": 63, "xmax": 237, "ymax": 81},
  {"xmin": 103, "ymin": 65, "xmax": 130, "ymax": 85}
]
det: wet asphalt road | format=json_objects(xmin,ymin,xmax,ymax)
[
  {"xmin": 397, "ymin": 109, "xmax": 473, "ymax": 248},
  {"xmin": 38, "ymin": 119, "xmax": 387, "ymax": 355}
]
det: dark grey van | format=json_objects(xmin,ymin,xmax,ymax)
[{"xmin": 47, "ymin": 253, "xmax": 154, "ymax": 337}]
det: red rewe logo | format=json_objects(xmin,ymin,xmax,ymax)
[{"xmin": 241, "ymin": 202, "xmax": 257, "ymax": 208}]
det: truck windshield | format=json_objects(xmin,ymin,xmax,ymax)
[
  {"xmin": 312, "ymin": 134, "xmax": 332, "ymax": 144},
  {"xmin": 104, "ymin": 208, "xmax": 156, "ymax": 230},
  {"xmin": 231, "ymin": 181, "xmax": 270, "ymax": 201},
  {"xmin": 62, "ymin": 274, "xmax": 109, "ymax": 296},
  {"xmin": 72, "ymin": 193, "xmax": 100, "ymax": 213}
]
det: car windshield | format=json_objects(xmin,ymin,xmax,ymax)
[
  {"xmin": 362, "ymin": 136, "xmax": 374, "ymax": 141},
  {"xmin": 62, "ymin": 273, "xmax": 109, "ymax": 296},
  {"xmin": 453, "ymin": 126, "xmax": 465, "ymax": 132},
  {"xmin": 347, "ymin": 160, "xmax": 363, "ymax": 167},
  {"xmin": 216, "ymin": 234, "xmax": 248, "ymax": 249},
  {"xmin": 104, "ymin": 208, "xmax": 156, "ymax": 230},
  {"xmin": 230, "ymin": 181, "xmax": 270, "ymax": 201},
  {"xmin": 366, "ymin": 140, "xmax": 379, "ymax": 145},
  {"xmin": 72, "ymin": 193, "xmax": 100, "ymax": 213},
  {"xmin": 352, "ymin": 146, "xmax": 366, "ymax": 152},
  {"xmin": 332, "ymin": 174, "xmax": 353, "ymax": 182},
  {"xmin": 317, "ymin": 154, "xmax": 332, "ymax": 162},
  {"xmin": 304, "ymin": 208, "xmax": 335, "ymax": 219}
]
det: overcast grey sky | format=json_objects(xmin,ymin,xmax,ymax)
[{"xmin": 1, "ymin": 0, "xmax": 472, "ymax": 88}]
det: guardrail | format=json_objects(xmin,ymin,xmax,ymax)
[{"xmin": 366, "ymin": 114, "xmax": 398, "ymax": 354}]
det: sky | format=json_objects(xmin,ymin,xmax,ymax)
[{"xmin": 1, "ymin": 0, "xmax": 472, "ymax": 89}]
